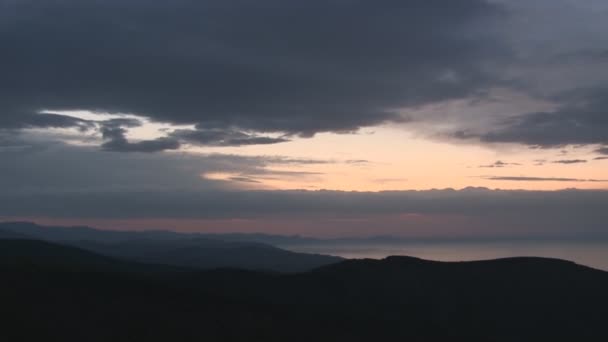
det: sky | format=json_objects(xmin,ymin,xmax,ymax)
[{"xmin": 0, "ymin": 0, "xmax": 607, "ymax": 238}]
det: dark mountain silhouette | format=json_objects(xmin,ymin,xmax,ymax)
[
  {"xmin": 0, "ymin": 228, "xmax": 28, "ymax": 239},
  {"xmin": 74, "ymin": 239, "xmax": 342, "ymax": 273},
  {"xmin": 0, "ymin": 239, "xmax": 182, "ymax": 273},
  {"xmin": 0, "ymin": 239, "xmax": 121, "ymax": 270},
  {"xmin": 0, "ymin": 222, "xmax": 342, "ymax": 272},
  {"xmin": 1, "ymin": 238, "xmax": 607, "ymax": 341}
]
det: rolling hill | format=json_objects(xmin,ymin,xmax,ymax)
[{"xmin": 1, "ymin": 239, "xmax": 606, "ymax": 341}]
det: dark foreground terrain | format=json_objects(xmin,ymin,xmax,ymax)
[{"xmin": 1, "ymin": 239, "xmax": 607, "ymax": 341}]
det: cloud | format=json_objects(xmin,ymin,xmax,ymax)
[
  {"xmin": 0, "ymin": 0, "xmax": 505, "ymax": 139},
  {"xmin": 478, "ymin": 160, "xmax": 521, "ymax": 168},
  {"xmin": 552, "ymin": 159, "xmax": 587, "ymax": 165},
  {"xmin": 27, "ymin": 112, "xmax": 293, "ymax": 151},
  {"xmin": 431, "ymin": 0, "xmax": 608, "ymax": 149},
  {"xmin": 484, "ymin": 176, "xmax": 606, "ymax": 182},
  {"xmin": 596, "ymin": 147, "xmax": 608, "ymax": 155},
  {"xmin": 99, "ymin": 119, "xmax": 181, "ymax": 152},
  {"xmin": 2, "ymin": 0, "xmax": 607, "ymax": 154},
  {"xmin": 0, "ymin": 139, "xmax": 335, "ymax": 193},
  {"xmin": 345, "ymin": 160, "xmax": 371, "ymax": 165},
  {"xmin": 1, "ymin": 139, "xmax": 606, "ymax": 238},
  {"xmin": 0, "ymin": 112, "xmax": 94, "ymax": 131},
  {"xmin": 171, "ymin": 127, "xmax": 288, "ymax": 147},
  {"xmin": 102, "ymin": 136, "xmax": 181, "ymax": 153},
  {"xmin": 474, "ymin": 89, "xmax": 608, "ymax": 147},
  {"xmin": 261, "ymin": 157, "xmax": 331, "ymax": 165},
  {"xmin": 228, "ymin": 177, "xmax": 261, "ymax": 184},
  {"xmin": 1, "ymin": 187, "xmax": 607, "ymax": 239}
]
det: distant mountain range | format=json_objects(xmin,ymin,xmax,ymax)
[
  {"xmin": 0, "ymin": 222, "xmax": 342, "ymax": 272},
  {"xmin": 0, "ymin": 237, "xmax": 606, "ymax": 341},
  {"xmin": 0, "ymin": 221, "xmax": 322, "ymax": 244}
]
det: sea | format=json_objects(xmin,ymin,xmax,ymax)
[{"xmin": 281, "ymin": 240, "xmax": 608, "ymax": 271}]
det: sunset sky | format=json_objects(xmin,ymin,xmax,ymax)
[{"xmin": 1, "ymin": 0, "xmax": 607, "ymax": 238}]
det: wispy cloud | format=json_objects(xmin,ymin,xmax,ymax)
[
  {"xmin": 552, "ymin": 159, "xmax": 587, "ymax": 165},
  {"xmin": 479, "ymin": 160, "xmax": 521, "ymax": 168}
]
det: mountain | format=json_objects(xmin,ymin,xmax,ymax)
[
  {"xmin": 0, "ymin": 228, "xmax": 29, "ymax": 239},
  {"xmin": 0, "ymin": 222, "xmax": 342, "ymax": 272},
  {"xmin": 72, "ymin": 238, "xmax": 343, "ymax": 273},
  {"xmin": 0, "ymin": 239, "xmax": 182, "ymax": 273},
  {"xmin": 1, "ymin": 240, "xmax": 606, "ymax": 341},
  {"xmin": 0, "ymin": 221, "xmax": 329, "ymax": 245}
]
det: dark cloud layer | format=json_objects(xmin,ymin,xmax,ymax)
[
  {"xmin": 102, "ymin": 136, "xmax": 181, "ymax": 153},
  {"xmin": 2, "ymin": 0, "xmax": 607, "ymax": 152},
  {"xmin": 0, "ymin": 112, "xmax": 93, "ymax": 131},
  {"xmin": 99, "ymin": 118, "xmax": 181, "ymax": 152},
  {"xmin": 477, "ymin": 89, "xmax": 608, "ymax": 147},
  {"xmin": 1, "ymin": 188, "xmax": 607, "ymax": 239},
  {"xmin": 0, "ymin": 0, "xmax": 504, "ymax": 138}
]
